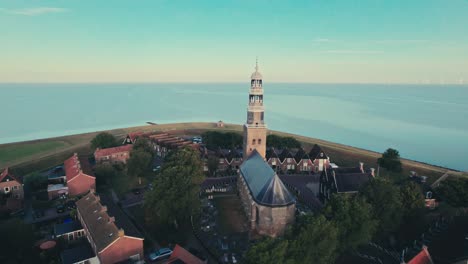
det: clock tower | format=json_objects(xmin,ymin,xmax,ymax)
[{"xmin": 243, "ymin": 60, "xmax": 267, "ymax": 159}]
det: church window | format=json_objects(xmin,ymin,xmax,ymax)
[
  {"xmin": 259, "ymin": 80, "xmax": 262, "ymax": 85},
  {"xmin": 261, "ymin": 112, "xmax": 264, "ymax": 121},
  {"xmin": 252, "ymin": 139, "xmax": 256, "ymax": 145}
]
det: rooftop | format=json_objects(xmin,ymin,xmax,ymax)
[
  {"xmin": 94, "ymin": 144, "xmax": 133, "ymax": 158},
  {"xmin": 167, "ymin": 244, "xmax": 205, "ymax": 264},
  {"xmin": 61, "ymin": 243, "xmax": 96, "ymax": 264},
  {"xmin": 240, "ymin": 150, "xmax": 295, "ymax": 207},
  {"xmin": 54, "ymin": 221, "xmax": 83, "ymax": 236},
  {"xmin": 64, "ymin": 153, "xmax": 94, "ymax": 182}
]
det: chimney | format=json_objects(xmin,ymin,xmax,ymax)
[
  {"xmin": 118, "ymin": 228, "xmax": 125, "ymax": 237},
  {"xmin": 370, "ymin": 168, "xmax": 375, "ymax": 177},
  {"xmin": 359, "ymin": 162, "xmax": 364, "ymax": 173}
]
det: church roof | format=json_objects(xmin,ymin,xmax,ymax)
[
  {"xmin": 251, "ymin": 71, "xmax": 263, "ymax": 80},
  {"xmin": 240, "ymin": 150, "xmax": 295, "ymax": 207}
]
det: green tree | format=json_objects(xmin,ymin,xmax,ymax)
[
  {"xmin": 207, "ymin": 156, "xmax": 219, "ymax": 176},
  {"xmin": 91, "ymin": 132, "xmax": 118, "ymax": 150},
  {"xmin": 0, "ymin": 219, "xmax": 36, "ymax": 263},
  {"xmin": 266, "ymin": 134, "xmax": 301, "ymax": 149},
  {"xmin": 145, "ymin": 147, "xmax": 204, "ymax": 229},
  {"xmin": 127, "ymin": 150, "xmax": 152, "ymax": 178},
  {"xmin": 437, "ymin": 178, "xmax": 468, "ymax": 207},
  {"xmin": 245, "ymin": 238, "xmax": 289, "ymax": 264},
  {"xmin": 324, "ymin": 194, "xmax": 377, "ymax": 253},
  {"xmin": 201, "ymin": 131, "xmax": 242, "ymax": 149},
  {"xmin": 288, "ymin": 215, "xmax": 339, "ymax": 264},
  {"xmin": 94, "ymin": 163, "xmax": 118, "ymax": 185},
  {"xmin": 132, "ymin": 137, "xmax": 154, "ymax": 156},
  {"xmin": 360, "ymin": 178, "xmax": 403, "ymax": 235},
  {"xmin": 24, "ymin": 172, "xmax": 47, "ymax": 191},
  {"xmin": 400, "ymin": 181, "xmax": 425, "ymax": 216},
  {"xmin": 378, "ymin": 148, "xmax": 403, "ymax": 172}
]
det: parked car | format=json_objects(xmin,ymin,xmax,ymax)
[
  {"xmin": 148, "ymin": 247, "xmax": 173, "ymax": 261},
  {"xmin": 56, "ymin": 204, "xmax": 65, "ymax": 213}
]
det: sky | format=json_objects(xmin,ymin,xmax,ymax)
[{"xmin": 1, "ymin": 0, "xmax": 468, "ymax": 83}]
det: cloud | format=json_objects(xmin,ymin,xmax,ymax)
[
  {"xmin": 323, "ymin": 50, "xmax": 384, "ymax": 54},
  {"xmin": 2, "ymin": 7, "xmax": 68, "ymax": 16}
]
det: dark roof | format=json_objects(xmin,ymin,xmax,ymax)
[
  {"xmin": 239, "ymin": 150, "xmax": 295, "ymax": 207},
  {"xmin": 309, "ymin": 144, "xmax": 328, "ymax": 160},
  {"xmin": 334, "ymin": 166, "xmax": 363, "ymax": 174},
  {"xmin": 61, "ymin": 244, "xmax": 96, "ymax": 264},
  {"xmin": 54, "ymin": 221, "xmax": 83, "ymax": 236},
  {"xmin": 279, "ymin": 149, "xmax": 294, "ymax": 163},
  {"xmin": 265, "ymin": 148, "xmax": 280, "ymax": 160},
  {"xmin": 333, "ymin": 172, "xmax": 372, "ymax": 193},
  {"xmin": 99, "ymin": 193, "xmax": 142, "ymax": 239},
  {"xmin": 294, "ymin": 148, "xmax": 309, "ymax": 163}
]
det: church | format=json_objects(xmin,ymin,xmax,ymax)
[{"xmin": 237, "ymin": 62, "xmax": 296, "ymax": 237}]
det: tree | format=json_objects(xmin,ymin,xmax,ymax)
[
  {"xmin": 378, "ymin": 148, "xmax": 403, "ymax": 173},
  {"xmin": 0, "ymin": 219, "xmax": 36, "ymax": 263},
  {"xmin": 360, "ymin": 178, "xmax": 403, "ymax": 236},
  {"xmin": 288, "ymin": 215, "xmax": 339, "ymax": 264},
  {"xmin": 207, "ymin": 156, "xmax": 219, "ymax": 176},
  {"xmin": 245, "ymin": 238, "xmax": 290, "ymax": 264},
  {"xmin": 437, "ymin": 178, "xmax": 468, "ymax": 207},
  {"xmin": 127, "ymin": 150, "xmax": 153, "ymax": 178},
  {"xmin": 94, "ymin": 163, "xmax": 118, "ymax": 185},
  {"xmin": 266, "ymin": 134, "xmax": 301, "ymax": 149},
  {"xmin": 201, "ymin": 131, "xmax": 242, "ymax": 149},
  {"xmin": 145, "ymin": 147, "xmax": 204, "ymax": 229},
  {"xmin": 324, "ymin": 194, "xmax": 377, "ymax": 253},
  {"xmin": 24, "ymin": 173, "xmax": 47, "ymax": 191},
  {"xmin": 400, "ymin": 181, "xmax": 425, "ymax": 217},
  {"xmin": 91, "ymin": 132, "xmax": 118, "ymax": 150},
  {"xmin": 132, "ymin": 137, "xmax": 154, "ymax": 156}
]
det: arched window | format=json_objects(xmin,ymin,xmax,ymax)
[
  {"xmin": 252, "ymin": 139, "xmax": 256, "ymax": 145},
  {"xmin": 258, "ymin": 139, "xmax": 262, "ymax": 145}
]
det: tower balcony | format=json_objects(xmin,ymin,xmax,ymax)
[
  {"xmin": 247, "ymin": 105, "xmax": 264, "ymax": 112},
  {"xmin": 249, "ymin": 88, "xmax": 263, "ymax": 95}
]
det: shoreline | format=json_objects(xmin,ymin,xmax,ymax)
[{"xmin": 1, "ymin": 122, "xmax": 464, "ymax": 181}]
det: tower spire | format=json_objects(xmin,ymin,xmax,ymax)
[{"xmin": 255, "ymin": 57, "xmax": 259, "ymax": 72}]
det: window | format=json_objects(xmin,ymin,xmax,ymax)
[
  {"xmin": 287, "ymin": 158, "xmax": 292, "ymax": 163},
  {"xmin": 13, "ymin": 185, "xmax": 19, "ymax": 190},
  {"xmin": 252, "ymin": 139, "xmax": 256, "ymax": 145},
  {"xmin": 258, "ymin": 139, "xmax": 262, "ymax": 145},
  {"xmin": 4, "ymin": 187, "xmax": 10, "ymax": 193}
]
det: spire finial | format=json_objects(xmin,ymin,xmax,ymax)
[{"xmin": 255, "ymin": 57, "xmax": 259, "ymax": 72}]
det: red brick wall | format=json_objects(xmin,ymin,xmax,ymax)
[
  {"xmin": 68, "ymin": 174, "xmax": 96, "ymax": 196},
  {"xmin": 99, "ymin": 236, "xmax": 144, "ymax": 264}
]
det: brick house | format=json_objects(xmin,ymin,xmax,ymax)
[
  {"xmin": 0, "ymin": 167, "xmax": 24, "ymax": 211},
  {"xmin": 167, "ymin": 244, "xmax": 206, "ymax": 264},
  {"xmin": 308, "ymin": 144, "xmax": 330, "ymax": 173},
  {"xmin": 294, "ymin": 148, "xmax": 313, "ymax": 173},
  {"xmin": 94, "ymin": 144, "xmax": 133, "ymax": 164},
  {"xmin": 76, "ymin": 191, "xmax": 144, "ymax": 264},
  {"xmin": 64, "ymin": 154, "xmax": 96, "ymax": 196},
  {"xmin": 278, "ymin": 149, "xmax": 296, "ymax": 173},
  {"xmin": 405, "ymin": 246, "xmax": 434, "ymax": 264},
  {"xmin": 266, "ymin": 148, "xmax": 281, "ymax": 171}
]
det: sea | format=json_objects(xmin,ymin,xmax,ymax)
[{"xmin": 0, "ymin": 83, "xmax": 467, "ymax": 171}]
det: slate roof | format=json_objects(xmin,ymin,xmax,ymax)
[
  {"xmin": 239, "ymin": 150, "xmax": 295, "ymax": 207},
  {"xmin": 279, "ymin": 149, "xmax": 294, "ymax": 163},
  {"xmin": 54, "ymin": 221, "xmax": 83, "ymax": 236},
  {"xmin": 324, "ymin": 168, "xmax": 372, "ymax": 193},
  {"xmin": 309, "ymin": 144, "xmax": 328, "ymax": 160},
  {"xmin": 61, "ymin": 244, "xmax": 96, "ymax": 264},
  {"xmin": 294, "ymin": 148, "xmax": 309, "ymax": 163},
  {"xmin": 265, "ymin": 148, "xmax": 280, "ymax": 160},
  {"xmin": 64, "ymin": 154, "xmax": 95, "ymax": 182}
]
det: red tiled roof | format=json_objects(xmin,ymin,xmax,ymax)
[
  {"xmin": 167, "ymin": 244, "xmax": 204, "ymax": 264},
  {"xmin": 0, "ymin": 167, "xmax": 22, "ymax": 183},
  {"xmin": 95, "ymin": 145, "xmax": 133, "ymax": 159},
  {"xmin": 408, "ymin": 246, "xmax": 434, "ymax": 264},
  {"xmin": 64, "ymin": 154, "xmax": 95, "ymax": 182}
]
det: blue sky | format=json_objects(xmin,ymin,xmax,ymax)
[{"xmin": 1, "ymin": 0, "xmax": 468, "ymax": 83}]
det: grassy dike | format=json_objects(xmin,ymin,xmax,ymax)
[{"xmin": 0, "ymin": 122, "xmax": 461, "ymax": 182}]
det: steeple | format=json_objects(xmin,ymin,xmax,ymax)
[{"xmin": 243, "ymin": 60, "xmax": 267, "ymax": 159}]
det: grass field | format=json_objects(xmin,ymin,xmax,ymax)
[{"xmin": 0, "ymin": 140, "xmax": 70, "ymax": 166}]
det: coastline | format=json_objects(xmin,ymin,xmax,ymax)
[{"xmin": 0, "ymin": 122, "xmax": 464, "ymax": 182}]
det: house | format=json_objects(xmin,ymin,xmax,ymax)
[
  {"xmin": 216, "ymin": 120, "xmax": 225, "ymax": 128},
  {"xmin": 405, "ymin": 246, "xmax": 434, "ymax": 264},
  {"xmin": 0, "ymin": 167, "xmax": 24, "ymax": 211},
  {"xmin": 76, "ymin": 191, "xmax": 144, "ymax": 264},
  {"xmin": 167, "ymin": 244, "xmax": 206, "ymax": 264},
  {"xmin": 308, "ymin": 144, "xmax": 330, "ymax": 172},
  {"xmin": 319, "ymin": 163, "xmax": 374, "ymax": 202},
  {"xmin": 54, "ymin": 221, "xmax": 85, "ymax": 242},
  {"xmin": 94, "ymin": 144, "xmax": 133, "ymax": 164},
  {"xmin": 64, "ymin": 154, "xmax": 96, "ymax": 196},
  {"xmin": 122, "ymin": 132, "xmax": 145, "ymax": 145},
  {"xmin": 279, "ymin": 149, "xmax": 296, "ymax": 173},
  {"xmin": 266, "ymin": 148, "xmax": 281, "ymax": 171},
  {"xmin": 47, "ymin": 183, "xmax": 69, "ymax": 200},
  {"xmin": 294, "ymin": 148, "xmax": 312, "ymax": 173}
]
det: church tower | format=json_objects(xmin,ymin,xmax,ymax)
[{"xmin": 243, "ymin": 60, "xmax": 267, "ymax": 159}]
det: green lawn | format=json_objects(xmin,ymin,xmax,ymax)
[{"xmin": 0, "ymin": 140, "xmax": 69, "ymax": 166}]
